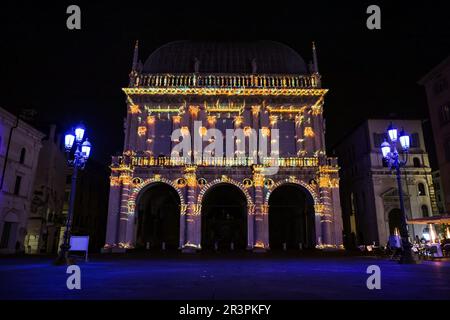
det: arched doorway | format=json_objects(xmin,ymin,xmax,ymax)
[
  {"xmin": 268, "ymin": 184, "xmax": 315, "ymax": 250},
  {"xmin": 388, "ymin": 208, "xmax": 402, "ymax": 235},
  {"xmin": 201, "ymin": 183, "xmax": 247, "ymax": 251},
  {"xmin": 135, "ymin": 183, "xmax": 181, "ymax": 250}
]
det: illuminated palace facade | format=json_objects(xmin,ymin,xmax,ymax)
[{"xmin": 103, "ymin": 41, "xmax": 343, "ymax": 253}]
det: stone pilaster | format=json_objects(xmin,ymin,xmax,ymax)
[
  {"xmin": 104, "ymin": 174, "xmax": 121, "ymax": 247},
  {"xmin": 182, "ymin": 165, "xmax": 199, "ymax": 252},
  {"xmin": 252, "ymin": 165, "xmax": 268, "ymax": 251}
]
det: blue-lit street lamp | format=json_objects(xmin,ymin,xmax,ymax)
[
  {"xmin": 54, "ymin": 123, "xmax": 92, "ymax": 265},
  {"xmin": 381, "ymin": 122, "xmax": 416, "ymax": 264}
]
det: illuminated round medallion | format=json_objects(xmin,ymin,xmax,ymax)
[
  {"xmin": 264, "ymin": 178, "xmax": 274, "ymax": 188},
  {"xmin": 197, "ymin": 178, "xmax": 207, "ymax": 186},
  {"xmin": 132, "ymin": 177, "xmax": 143, "ymax": 185},
  {"xmin": 176, "ymin": 178, "xmax": 187, "ymax": 188},
  {"xmin": 243, "ymin": 178, "xmax": 253, "ymax": 188}
]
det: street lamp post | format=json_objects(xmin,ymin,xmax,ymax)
[
  {"xmin": 54, "ymin": 123, "xmax": 92, "ymax": 265},
  {"xmin": 381, "ymin": 122, "xmax": 416, "ymax": 264}
]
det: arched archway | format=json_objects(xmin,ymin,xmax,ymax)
[
  {"xmin": 135, "ymin": 182, "xmax": 181, "ymax": 250},
  {"xmin": 388, "ymin": 208, "xmax": 402, "ymax": 235},
  {"xmin": 201, "ymin": 183, "xmax": 248, "ymax": 251},
  {"xmin": 268, "ymin": 183, "xmax": 316, "ymax": 250}
]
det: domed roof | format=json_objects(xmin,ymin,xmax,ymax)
[{"xmin": 142, "ymin": 41, "xmax": 308, "ymax": 74}]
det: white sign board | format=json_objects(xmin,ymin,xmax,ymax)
[{"xmin": 69, "ymin": 236, "xmax": 89, "ymax": 261}]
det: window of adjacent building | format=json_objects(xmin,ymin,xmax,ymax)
[
  {"xmin": 410, "ymin": 133, "xmax": 420, "ymax": 148},
  {"xmin": 440, "ymin": 104, "xmax": 450, "ymax": 125},
  {"xmin": 433, "ymin": 77, "xmax": 448, "ymax": 95},
  {"xmin": 373, "ymin": 133, "xmax": 388, "ymax": 148},
  {"xmin": 19, "ymin": 148, "xmax": 26, "ymax": 164},
  {"xmin": 418, "ymin": 183, "xmax": 426, "ymax": 196},
  {"xmin": 278, "ymin": 120, "xmax": 296, "ymax": 157},
  {"xmin": 413, "ymin": 157, "xmax": 421, "ymax": 167},
  {"xmin": 13, "ymin": 176, "xmax": 22, "ymax": 195},
  {"xmin": 421, "ymin": 205, "xmax": 429, "ymax": 217}
]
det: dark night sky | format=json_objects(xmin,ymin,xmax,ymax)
[{"xmin": 1, "ymin": 1, "xmax": 449, "ymax": 166}]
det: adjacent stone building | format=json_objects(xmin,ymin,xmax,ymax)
[
  {"xmin": 0, "ymin": 107, "xmax": 44, "ymax": 254},
  {"xmin": 419, "ymin": 56, "xmax": 450, "ymax": 213},
  {"xmin": 25, "ymin": 125, "xmax": 67, "ymax": 254},
  {"xmin": 104, "ymin": 41, "xmax": 343, "ymax": 253},
  {"xmin": 335, "ymin": 119, "xmax": 438, "ymax": 248}
]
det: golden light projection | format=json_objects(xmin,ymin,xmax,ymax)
[
  {"xmin": 207, "ymin": 116, "xmax": 216, "ymax": 125},
  {"xmin": 270, "ymin": 115, "xmax": 278, "ymax": 126},
  {"xmin": 129, "ymin": 104, "xmax": 141, "ymax": 114},
  {"xmin": 234, "ymin": 115, "xmax": 243, "ymax": 126},
  {"xmin": 172, "ymin": 115, "xmax": 181, "ymax": 123},
  {"xmin": 147, "ymin": 116, "xmax": 155, "ymax": 125},
  {"xmin": 181, "ymin": 126, "xmax": 189, "ymax": 136},
  {"xmin": 137, "ymin": 126, "xmax": 147, "ymax": 136},
  {"xmin": 304, "ymin": 126, "xmax": 315, "ymax": 137},
  {"xmin": 251, "ymin": 105, "xmax": 261, "ymax": 115},
  {"xmin": 189, "ymin": 105, "xmax": 199, "ymax": 117},
  {"xmin": 198, "ymin": 126, "xmax": 207, "ymax": 136},
  {"xmin": 244, "ymin": 126, "xmax": 252, "ymax": 136},
  {"xmin": 261, "ymin": 127, "xmax": 270, "ymax": 137},
  {"xmin": 123, "ymin": 87, "xmax": 328, "ymax": 97}
]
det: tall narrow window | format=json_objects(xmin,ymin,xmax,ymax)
[
  {"xmin": 413, "ymin": 157, "xmax": 421, "ymax": 167},
  {"xmin": 418, "ymin": 183, "xmax": 426, "ymax": 196},
  {"xmin": 13, "ymin": 176, "xmax": 22, "ymax": 195},
  {"xmin": 19, "ymin": 148, "xmax": 26, "ymax": 164}
]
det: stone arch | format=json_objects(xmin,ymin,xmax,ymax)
[
  {"xmin": 264, "ymin": 178, "xmax": 319, "ymax": 206},
  {"xmin": 131, "ymin": 178, "xmax": 185, "ymax": 250},
  {"xmin": 197, "ymin": 178, "xmax": 254, "ymax": 209},
  {"xmin": 129, "ymin": 177, "xmax": 186, "ymax": 215}
]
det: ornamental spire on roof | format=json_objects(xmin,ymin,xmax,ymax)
[
  {"xmin": 132, "ymin": 40, "xmax": 139, "ymax": 71},
  {"xmin": 312, "ymin": 41, "xmax": 319, "ymax": 74}
]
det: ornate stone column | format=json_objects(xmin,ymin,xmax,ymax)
[
  {"xmin": 182, "ymin": 165, "xmax": 199, "ymax": 253},
  {"xmin": 104, "ymin": 158, "xmax": 134, "ymax": 252},
  {"xmin": 317, "ymin": 162, "xmax": 341, "ymax": 248},
  {"xmin": 252, "ymin": 165, "xmax": 268, "ymax": 252},
  {"xmin": 104, "ymin": 171, "xmax": 121, "ymax": 248},
  {"xmin": 117, "ymin": 172, "xmax": 132, "ymax": 248}
]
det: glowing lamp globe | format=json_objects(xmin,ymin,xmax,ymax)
[
  {"xmin": 381, "ymin": 140, "xmax": 390, "ymax": 158},
  {"xmin": 74, "ymin": 123, "xmax": 86, "ymax": 142},
  {"xmin": 387, "ymin": 123, "xmax": 397, "ymax": 142},
  {"xmin": 81, "ymin": 139, "xmax": 92, "ymax": 158},
  {"xmin": 64, "ymin": 132, "xmax": 75, "ymax": 150},
  {"xmin": 399, "ymin": 129, "xmax": 410, "ymax": 150}
]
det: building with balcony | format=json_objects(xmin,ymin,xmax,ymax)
[
  {"xmin": 419, "ymin": 56, "xmax": 450, "ymax": 213},
  {"xmin": 104, "ymin": 41, "xmax": 343, "ymax": 253},
  {"xmin": 0, "ymin": 107, "xmax": 45, "ymax": 254},
  {"xmin": 335, "ymin": 119, "xmax": 438, "ymax": 248}
]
